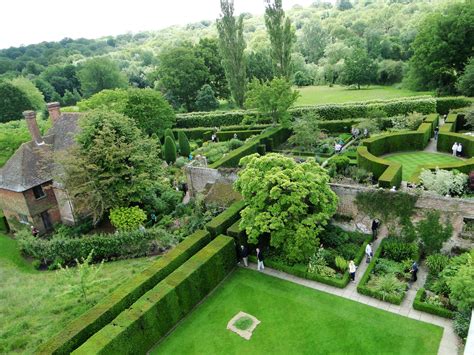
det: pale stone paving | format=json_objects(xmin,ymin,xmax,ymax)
[{"xmin": 243, "ymin": 226, "xmax": 460, "ymax": 355}]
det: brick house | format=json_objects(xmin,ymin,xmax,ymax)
[{"xmin": 0, "ymin": 103, "xmax": 80, "ymax": 234}]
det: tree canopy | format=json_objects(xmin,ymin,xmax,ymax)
[
  {"xmin": 0, "ymin": 82, "xmax": 33, "ymax": 122},
  {"xmin": 78, "ymin": 57, "xmax": 128, "ymax": 98},
  {"xmin": 235, "ymin": 153, "xmax": 338, "ymax": 263}
]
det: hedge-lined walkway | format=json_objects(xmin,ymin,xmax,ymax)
[{"xmin": 245, "ymin": 227, "xmax": 459, "ymax": 355}]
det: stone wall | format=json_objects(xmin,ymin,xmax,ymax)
[{"xmin": 186, "ymin": 166, "xmax": 238, "ymax": 196}]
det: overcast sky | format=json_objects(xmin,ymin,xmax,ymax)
[{"xmin": 0, "ymin": 0, "xmax": 324, "ymax": 49}]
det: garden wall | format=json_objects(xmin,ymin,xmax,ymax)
[{"xmin": 72, "ymin": 235, "xmax": 236, "ymax": 355}]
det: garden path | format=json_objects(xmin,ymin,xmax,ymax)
[{"xmin": 244, "ymin": 226, "xmax": 459, "ymax": 355}]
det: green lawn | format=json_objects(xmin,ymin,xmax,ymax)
[
  {"xmin": 295, "ymin": 85, "xmax": 432, "ymax": 106},
  {"xmin": 384, "ymin": 152, "xmax": 462, "ymax": 180},
  {"xmin": 0, "ymin": 233, "xmax": 157, "ymax": 354},
  {"xmin": 152, "ymin": 268, "xmax": 442, "ymax": 355}
]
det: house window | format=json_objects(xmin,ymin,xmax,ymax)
[
  {"xmin": 19, "ymin": 214, "xmax": 29, "ymax": 224},
  {"xmin": 32, "ymin": 185, "xmax": 46, "ymax": 199}
]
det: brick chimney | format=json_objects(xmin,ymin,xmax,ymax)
[
  {"xmin": 23, "ymin": 111, "xmax": 44, "ymax": 145},
  {"xmin": 47, "ymin": 102, "xmax": 61, "ymax": 124}
]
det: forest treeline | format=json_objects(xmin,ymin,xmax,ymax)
[{"xmin": 0, "ymin": 0, "xmax": 472, "ymax": 121}]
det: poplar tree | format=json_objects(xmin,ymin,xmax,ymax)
[
  {"xmin": 264, "ymin": 0, "xmax": 296, "ymax": 79},
  {"xmin": 216, "ymin": 0, "xmax": 246, "ymax": 108}
]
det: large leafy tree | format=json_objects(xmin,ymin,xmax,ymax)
[
  {"xmin": 0, "ymin": 82, "xmax": 33, "ymax": 122},
  {"xmin": 78, "ymin": 57, "xmax": 128, "ymax": 98},
  {"xmin": 245, "ymin": 77, "xmax": 299, "ymax": 126},
  {"xmin": 235, "ymin": 153, "xmax": 338, "ymax": 263},
  {"xmin": 406, "ymin": 2, "xmax": 474, "ymax": 94},
  {"xmin": 8, "ymin": 77, "xmax": 45, "ymax": 112},
  {"xmin": 195, "ymin": 38, "xmax": 229, "ymax": 99},
  {"xmin": 298, "ymin": 21, "xmax": 329, "ymax": 64},
  {"xmin": 456, "ymin": 57, "xmax": 474, "ymax": 97},
  {"xmin": 341, "ymin": 46, "xmax": 377, "ymax": 89},
  {"xmin": 246, "ymin": 50, "xmax": 274, "ymax": 82},
  {"xmin": 216, "ymin": 0, "xmax": 247, "ymax": 108},
  {"xmin": 157, "ymin": 45, "xmax": 209, "ymax": 112},
  {"xmin": 57, "ymin": 110, "xmax": 175, "ymax": 223},
  {"xmin": 78, "ymin": 88, "xmax": 175, "ymax": 136},
  {"xmin": 264, "ymin": 0, "xmax": 296, "ymax": 79}
]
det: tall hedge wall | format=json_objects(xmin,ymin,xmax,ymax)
[
  {"xmin": 362, "ymin": 131, "xmax": 425, "ymax": 156},
  {"xmin": 37, "ymin": 229, "xmax": 212, "ymax": 355},
  {"xmin": 175, "ymin": 97, "xmax": 439, "ymax": 128},
  {"xmin": 437, "ymin": 132, "xmax": 474, "ymax": 157},
  {"xmin": 435, "ymin": 97, "xmax": 472, "ymax": 115},
  {"xmin": 357, "ymin": 146, "xmax": 402, "ymax": 188},
  {"xmin": 206, "ymin": 200, "xmax": 246, "ymax": 238},
  {"xmin": 72, "ymin": 235, "xmax": 236, "ymax": 355}
]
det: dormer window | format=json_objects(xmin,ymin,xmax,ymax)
[{"xmin": 33, "ymin": 185, "xmax": 46, "ymax": 199}]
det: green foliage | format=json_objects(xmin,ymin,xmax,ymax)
[
  {"xmin": 0, "ymin": 81, "xmax": 33, "ymax": 122},
  {"xmin": 382, "ymin": 238, "xmax": 419, "ymax": 263},
  {"xmin": 178, "ymin": 131, "xmax": 191, "ymax": 157},
  {"xmin": 420, "ymin": 169, "xmax": 468, "ymax": 197},
  {"xmin": 74, "ymin": 236, "xmax": 236, "ymax": 354},
  {"xmin": 37, "ymin": 229, "xmax": 211, "ymax": 354},
  {"xmin": 58, "ymin": 251, "xmax": 107, "ymax": 304},
  {"xmin": 366, "ymin": 274, "xmax": 406, "ymax": 302},
  {"xmin": 158, "ymin": 45, "xmax": 209, "ymax": 111},
  {"xmin": 78, "ymin": 57, "xmax": 128, "ymax": 98},
  {"xmin": 264, "ymin": 0, "xmax": 296, "ymax": 79},
  {"xmin": 335, "ymin": 256, "xmax": 348, "ymax": 273},
  {"xmin": 235, "ymin": 153, "xmax": 338, "ymax": 263},
  {"xmin": 406, "ymin": 2, "xmax": 474, "ymax": 94},
  {"xmin": 308, "ymin": 248, "xmax": 335, "ymax": 278},
  {"xmin": 417, "ymin": 211, "xmax": 453, "ymax": 256},
  {"xmin": 163, "ymin": 136, "xmax": 177, "ymax": 164},
  {"xmin": 234, "ymin": 316, "xmax": 253, "ymax": 331},
  {"xmin": 288, "ymin": 114, "xmax": 320, "ymax": 151},
  {"xmin": 426, "ymin": 254, "xmax": 449, "ymax": 275},
  {"xmin": 247, "ymin": 50, "xmax": 274, "ymax": 82},
  {"xmin": 217, "ymin": 0, "xmax": 247, "ymax": 108},
  {"xmin": 205, "ymin": 200, "xmax": 246, "ymax": 238},
  {"xmin": 245, "ymin": 77, "xmax": 299, "ymax": 126},
  {"xmin": 109, "ymin": 206, "xmax": 147, "ymax": 231},
  {"xmin": 57, "ymin": 109, "xmax": 173, "ymax": 223},
  {"xmin": 453, "ymin": 310, "xmax": 471, "ymax": 340},
  {"xmin": 8, "ymin": 77, "xmax": 45, "ymax": 112},
  {"xmin": 327, "ymin": 155, "xmax": 351, "ymax": 177},
  {"xmin": 195, "ymin": 84, "xmax": 219, "ymax": 112},
  {"xmin": 413, "ymin": 288, "xmax": 454, "ymax": 319},
  {"xmin": 446, "ymin": 253, "xmax": 474, "ymax": 312},
  {"xmin": 373, "ymin": 258, "xmax": 408, "ymax": 279},
  {"xmin": 193, "ymin": 139, "xmax": 243, "ymax": 164},
  {"xmin": 355, "ymin": 190, "xmax": 417, "ymax": 226},
  {"xmin": 340, "ymin": 46, "xmax": 377, "ymax": 89},
  {"xmin": 456, "ymin": 57, "xmax": 474, "ymax": 96}
]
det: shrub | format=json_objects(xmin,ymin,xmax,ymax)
[
  {"xmin": 0, "ymin": 82, "xmax": 34, "ymax": 122},
  {"xmin": 163, "ymin": 136, "xmax": 177, "ymax": 164},
  {"xmin": 435, "ymin": 97, "xmax": 472, "ymax": 115},
  {"xmin": 382, "ymin": 238, "xmax": 419, "ymax": 262},
  {"xmin": 373, "ymin": 258, "xmax": 407, "ymax": 278},
  {"xmin": 109, "ymin": 206, "xmax": 147, "ymax": 231},
  {"xmin": 327, "ymin": 155, "xmax": 351, "ymax": 177},
  {"xmin": 417, "ymin": 211, "xmax": 453, "ymax": 256},
  {"xmin": 308, "ymin": 250, "xmax": 336, "ymax": 278},
  {"xmin": 413, "ymin": 288, "xmax": 454, "ymax": 319},
  {"xmin": 177, "ymin": 131, "xmax": 191, "ymax": 157},
  {"xmin": 453, "ymin": 310, "xmax": 471, "ymax": 340},
  {"xmin": 335, "ymin": 256, "xmax": 348, "ymax": 272},
  {"xmin": 446, "ymin": 254, "xmax": 474, "ymax": 311},
  {"xmin": 195, "ymin": 84, "xmax": 220, "ymax": 111},
  {"xmin": 335, "ymin": 243, "xmax": 359, "ymax": 261},
  {"xmin": 426, "ymin": 254, "xmax": 449, "ymax": 275},
  {"xmin": 420, "ymin": 169, "xmax": 468, "ymax": 197},
  {"xmin": 366, "ymin": 274, "xmax": 407, "ymax": 301}
]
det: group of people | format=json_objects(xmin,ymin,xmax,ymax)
[
  {"xmin": 351, "ymin": 127, "xmax": 369, "ymax": 140},
  {"xmin": 239, "ymin": 245, "xmax": 265, "ymax": 271},
  {"xmin": 451, "ymin": 142, "xmax": 463, "ymax": 157}
]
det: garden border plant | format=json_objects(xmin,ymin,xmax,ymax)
[{"xmin": 413, "ymin": 288, "xmax": 454, "ymax": 319}]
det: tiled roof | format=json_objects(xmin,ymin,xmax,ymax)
[{"xmin": 0, "ymin": 113, "xmax": 81, "ymax": 192}]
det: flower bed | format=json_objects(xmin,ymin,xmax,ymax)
[
  {"xmin": 357, "ymin": 238, "xmax": 418, "ymax": 305},
  {"xmin": 248, "ymin": 225, "xmax": 371, "ymax": 289}
]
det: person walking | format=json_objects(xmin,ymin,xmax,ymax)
[
  {"xmin": 452, "ymin": 142, "xmax": 458, "ymax": 156},
  {"xmin": 434, "ymin": 126, "xmax": 439, "ymax": 140},
  {"xmin": 256, "ymin": 248, "xmax": 264, "ymax": 271},
  {"xmin": 457, "ymin": 143, "xmax": 463, "ymax": 157},
  {"xmin": 410, "ymin": 261, "xmax": 419, "ymax": 282},
  {"xmin": 240, "ymin": 245, "xmax": 249, "ymax": 267},
  {"xmin": 365, "ymin": 243, "xmax": 373, "ymax": 263},
  {"xmin": 371, "ymin": 219, "xmax": 380, "ymax": 241},
  {"xmin": 349, "ymin": 260, "xmax": 357, "ymax": 282}
]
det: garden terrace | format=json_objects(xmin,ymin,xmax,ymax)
[{"xmin": 152, "ymin": 268, "xmax": 443, "ymax": 354}]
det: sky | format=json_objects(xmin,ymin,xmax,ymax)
[{"xmin": 0, "ymin": 0, "xmax": 322, "ymax": 49}]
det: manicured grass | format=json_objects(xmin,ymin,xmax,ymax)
[
  {"xmin": 0, "ymin": 233, "xmax": 157, "ymax": 354},
  {"xmin": 295, "ymin": 85, "xmax": 432, "ymax": 106},
  {"xmin": 384, "ymin": 152, "xmax": 462, "ymax": 180},
  {"xmin": 152, "ymin": 268, "xmax": 443, "ymax": 354}
]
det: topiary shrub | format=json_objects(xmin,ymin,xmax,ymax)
[
  {"xmin": 0, "ymin": 82, "xmax": 34, "ymax": 122},
  {"xmin": 109, "ymin": 206, "xmax": 147, "ymax": 231},
  {"xmin": 178, "ymin": 131, "xmax": 191, "ymax": 157},
  {"xmin": 163, "ymin": 136, "xmax": 177, "ymax": 164}
]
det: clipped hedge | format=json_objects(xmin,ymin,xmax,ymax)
[
  {"xmin": 205, "ymin": 200, "xmax": 246, "ymax": 238},
  {"xmin": 417, "ymin": 122, "xmax": 432, "ymax": 147},
  {"xmin": 209, "ymin": 127, "xmax": 291, "ymax": 168},
  {"xmin": 226, "ymin": 220, "xmax": 247, "ymax": 245},
  {"xmin": 72, "ymin": 235, "xmax": 236, "ymax": 355},
  {"xmin": 413, "ymin": 288, "xmax": 454, "ymax": 319},
  {"xmin": 318, "ymin": 119, "xmax": 364, "ymax": 133},
  {"xmin": 216, "ymin": 129, "xmax": 263, "ymax": 141},
  {"xmin": 175, "ymin": 97, "xmax": 438, "ymax": 128},
  {"xmin": 37, "ymin": 229, "xmax": 212, "ymax": 355},
  {"xmin": 437, "ymin": 132, "xmax": 474, "ymax": 157},
  {"xmin": 435, "ymin": 97, "xmax": 472, "ymax": 115},
  {"xmin": 362, "ymin": 131, "xmax": 426, "ymax": 156},
  {"xmin": 357, "ymin": 240, "xmax": 406, "ymax": 305},
  {"xmin": 357, "ymin": 146, "xmax": 402, "ymax": 188}
]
